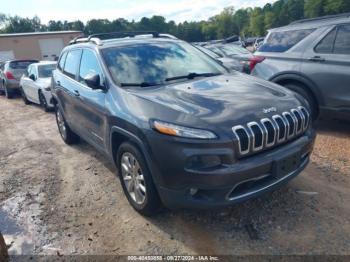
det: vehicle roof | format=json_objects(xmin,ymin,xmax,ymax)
[
  {"xmin": 64, "ymin": 37, "xmax": 185, "ymax": 51},
  {"xmin": 269, "ymin": 13, "xmax": 350, "ymax": 32},
  {"xmin": 31, "ymin": 61, "xmax": 57, "ymax": 67},
  {"xmin": 3, "ymin": 59, "xmax": 39, "ymax": 63}
]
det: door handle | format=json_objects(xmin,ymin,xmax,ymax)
[
  {"xmin": 73, "ymin": 90, "xmax": 80, "ymax": 97},
  {"xmin": 308, "ymin": 56, "xmax": 325, "ymax": 62}
]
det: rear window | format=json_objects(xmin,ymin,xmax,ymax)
[
  {"xmin": 9, "ymin": 60, "xmax": 37, "ymax": 69},
  {"xmin": 259, "ymin": 29, "xmax": 315, "ymax": 52},
  {"xmin": 63, "ymin": 50, "xmax": 82, "ymax": 79},
  {"xmin": 58, "ymin": 52, "xmax": 67, "ymax": 71},
  {"xmin": 334, "ymin": 24, "xmax": 350, "ymax": 55}
]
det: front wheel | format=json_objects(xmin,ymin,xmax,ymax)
[
  {"xmin": 55, "ymin": 107, "xmax": 80, "ymax": 145},
  {"xmin": 39, "ymin": 91, "xmax": 50, "ymax": 112},
  {"xmin": 117, "ymin": 142, "xmax": 161, "ymax": 216},
  {"xmin": 20, "ymin": 87, "xmax": 30, "ymax": 105}
]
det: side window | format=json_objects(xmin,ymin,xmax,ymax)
[
  {"xmin": 63, "ymin": 49, "xmax": 82, "ymax": 79},
  {"xmin": 26, "ymin": 65, "xmax": 32, "ymax": 76},
  {"xmin": 315, "ymin": 28, "xmax": 337, "ymax": 53},
  {"xmin": 79, "ymin": 49, "xmax": 104, "ymax": 87},
  {"xmin": 259, "ymin": 29, "xmax": 315, "ymax": 52},
  {"xmin": 334, "ymin": 24, "xmax": 350, "ymax": 55},
  {"xmin": 58, "ymin": 52, "xmax": 67, "ymax": 71}
]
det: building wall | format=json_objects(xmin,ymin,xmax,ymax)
[{"xmin": 0, "ymin": 32, "xmax": 81, "ymax": 61}]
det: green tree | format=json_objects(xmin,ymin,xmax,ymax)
[
  {"xmin": 249, "ymin": 7, "xmax": 265, "ymax": 36},
  {"xmin": 324, "ymin": 0, "xmax": 350, "ymax": 14},
  {"xmin": 304, "ymin": 0, "xmax": 325, "ymax": 18}
]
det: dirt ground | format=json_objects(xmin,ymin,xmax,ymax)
[{"xmin": 0, "ymin": 96, "xmax": 349, "ymax": 257}]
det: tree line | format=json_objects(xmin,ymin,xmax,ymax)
[{"xmin": 0, "ymin": 0, "xmax": 349, "ymax": 42}]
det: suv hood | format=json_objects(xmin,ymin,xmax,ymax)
[{"xmin": 131, "ymin": 73, "xmax": 305, "ymax": 132}]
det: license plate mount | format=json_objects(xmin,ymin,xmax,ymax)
[{"xmin": 273, "ymin": 152, "xmax": 301, "ymax": 179}]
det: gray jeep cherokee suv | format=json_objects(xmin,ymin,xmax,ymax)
[
  {"xmin": 52, "ymin": 32, "xmax": 315, "ymax": 215},
  {"xmin": 252, "ymin": 13, "xmax": 350, "ymax": 120}
]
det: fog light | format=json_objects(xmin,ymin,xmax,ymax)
[{"xmin": 190, "ymin": 188, "xmax": 198, "ymax": 196}]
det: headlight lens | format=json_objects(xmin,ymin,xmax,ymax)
[{"xmin": 151, "ymin": 120, "xmax": 217, "ymax": 139}]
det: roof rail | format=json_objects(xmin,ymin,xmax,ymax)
[
  {"xmin": 290, "ymin": 12, "xmax": 350, "ymax": 25},
  {"xmin": 69, "ymin": 31, "xmax": 179, "ymax": 46},
  {"xmin": 88, "ymin": 31, "xmax": 159, "ymax": 41}
]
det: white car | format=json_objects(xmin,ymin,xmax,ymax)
[{"xmin": 20, "ymin": 61, "xmax": 56, "ymax": 111}]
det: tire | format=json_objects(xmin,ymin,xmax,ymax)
[
  {"xmin": 39, "ymin": 90, "xmax": 50, "ymax": 112},
  {"xmin": 55, "ymin": 107, "xmax": 80, "ymax": 145},
  {"xmin": 284, "ymin": 83, "xmax": 318, "ymax": 120},
  {"xmin": 117, "ymin": 142, "xmax": 161, "ymax": 216},
  {"xmin": 0, "ymin": 81, "xmax": 4, "ymax": 96},
  {"xmin": 4, "ymin": 84, "xmax": 13, "ymax": 99},
  {"xmin": 20, "ymin": 87, "xmax": 30, "ymax": 105}
]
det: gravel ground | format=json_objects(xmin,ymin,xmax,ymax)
[{"xmin": 0, "ymin": 96, "xmax": 349, "ymax": 256}]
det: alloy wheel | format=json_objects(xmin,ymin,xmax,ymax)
[
  {"xmin": 121, "ymin": 152, "xmax": 147, "ymax": 205},
  {"xmin": 56, "ymin": 110, "xmax": 67, "ymax": 140}
]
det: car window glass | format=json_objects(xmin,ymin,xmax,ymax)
[
  {"xmin": 315, "ymin": 28, "xmax": 337, "ymax": 53},
  {"xmin": 79, "ymin": 49, "xmax": 104, "ymax": 87},
  {"xmin": 102, "ymin": 41, "xmax": 225, "ymax": 85},
  {"xmin": 259, "ymin": 29, "xmax": 315, "ymax": 52},
  {"xmin": 58, "ymin": 52, "xmax": 67, "ymax": 71},
  {"xmin": 63, "ymin": 50, "xmax": 82, "ymax": 79},
  {"xmin": 220, "ymin": 45, "xmax": 250, "ymax": 56},
  {"xmin": 334, "ymin": 24, "xmax": 350, "ymax": 55},
  {"xmin": 38, "ymin": 64, "xmax": 56, "ymax": 78},
  {"xmin": 9, "ymin": 60, "xmax": 37, "ymax": 69},
  {"xmin": 26, "ymin": 65, "xmax": 32, "ymax": 76}
]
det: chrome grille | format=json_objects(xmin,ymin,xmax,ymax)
[{"xmin": 232, "ymin": 107, "xmax": 310, "ymax": 156}]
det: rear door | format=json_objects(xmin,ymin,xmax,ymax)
[
  {"xmin": 73, "ymin": 48, "xmax": 107, "ymax": 151},
  {"xmin": 54, "ymin": 49, "xmax": 82, "ymax": 130},
  {"xmin": 301, "ymin": 24, "xmax": 350, "ymax": 110}
]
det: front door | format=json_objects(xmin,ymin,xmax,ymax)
[{"xmin": 73, "ymin": 48, "xmax": 107, "ymax": 151}]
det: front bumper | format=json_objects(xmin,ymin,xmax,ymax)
[{"xmin": 146, "ymin": 129, "xmax": 315, "ymax": 209}]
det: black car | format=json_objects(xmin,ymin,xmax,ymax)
[{"xmin": 52, "ymin": 32, "xmax": 316, "ymax": 216}]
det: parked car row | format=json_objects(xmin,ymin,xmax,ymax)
[{"xmin": 0, "ymin": 59, "xmax": 57, "ymax": 111}]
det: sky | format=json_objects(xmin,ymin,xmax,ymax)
[{"xmin": 1, "ymin": 0, "xmax": 273, "ymax": 23}]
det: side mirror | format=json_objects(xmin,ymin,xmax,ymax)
[
  {"xmin": 84, "ymin": 73, "xmax": 103, "ymax": 90},
  {"xmin": 29, "ymin": 74, "xmax": 36, "ymax": 81}
]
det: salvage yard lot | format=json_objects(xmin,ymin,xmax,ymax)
[{"xmin": 0, "ymin": 96, "xmax": 349, "ymax": 255}]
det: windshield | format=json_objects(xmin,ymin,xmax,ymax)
[
  {"xmin": 101, "ymin": 41, "xmax": 225, "ymax": 85},
  {"xmin": 218, "ymin": 44, "xmax": 251, "ymax": 56},
  {"xmin": 38, "ymin": 64, "xmax": 56, "ymax": 78}
]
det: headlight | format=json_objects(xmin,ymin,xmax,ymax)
[{"xmin": 151, "ymin": 120, "xmax": 217, "ymax": 139}]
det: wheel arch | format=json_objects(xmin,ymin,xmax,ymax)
[
  {"xmin": 270, "ymin": 72, "xmax": 324, "ymax": 107},
  {"xmin": 110, "ymin": 126, "xmax": 162, "ymax": 186}
]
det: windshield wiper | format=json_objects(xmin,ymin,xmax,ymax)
[
  {"xmin": 120, "ymin": 82, "xmax": 162, "ymax": 87},
  {"xmin": 165, "ymin": 72, "xmax": 222, "ymax": 82}
]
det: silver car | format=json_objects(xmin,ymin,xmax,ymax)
[
  {"xmin": 0, "ymin": 59, "xmax": 38, "ymax": 98},
  {"xmin": 252, "ymin": 13, "xmax": 350, "ymax": 120},
  {"xmin": 20, "ymin": 61, "xmax": 56, "ymax": 111}
]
